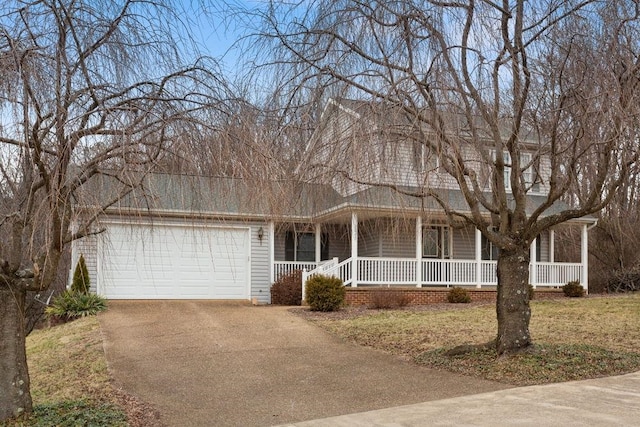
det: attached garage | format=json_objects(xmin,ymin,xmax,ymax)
[{"xmin": 97, "ymin": 222, "xmax": 251, "ymax": 299}]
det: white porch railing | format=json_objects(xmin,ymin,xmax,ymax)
[
  {"xmin": 298, "ymin": 257, "xmax": 584, "ymax": 289},
  {"xmin": 535, "ymin": 262, "xmax": 582, "ymax": 286},
  {"xmin": 359, "ymin": 258, "xmax": 416, "ymax": 284},
  {"xmin": 273, "ymin": 261, "xmax": 318, "ymax": 281}
]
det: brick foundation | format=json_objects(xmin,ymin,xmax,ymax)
[{"xmin": 345, "ymin": 286, "xmax": 564, "ymax": 306}]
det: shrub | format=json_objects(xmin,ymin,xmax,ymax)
[
  {"xmin": 369, "ymin": 289, "xmax": 411, "ymax": 309},
  {"xmin": 607, "ymin": 267, "xmax": 640, "ymax": 293},
  {"xmin": 447, "ymin": 286, "xmax": 471, "ymax": 303},
  {"xmin": 305, "ymin": 274, "xmax": 345, "ymax": 312},
  {"xmin": 46, "ymin": 291, "xmax": 108, "ymax": 320},
  {"xmin": 270, "ymin": 270, "xmax": 303, "ymax": 305},
  {"xmin": 563, "ymin": 280, "xmax": 585, "ymax": 297},
  {"xmin": 71, "ymin": 254, "xmax": 90, "ymax": 295}
]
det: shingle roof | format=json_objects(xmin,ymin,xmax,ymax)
[{"xmin": 79, "ymin": 173, "xmax": 594, "ymax": 223}]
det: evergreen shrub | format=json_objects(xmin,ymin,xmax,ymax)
[
  {"xmin": 305, "ymin": 274, "xmax": 345, "ymax": 312},
  {"xmin": 563, "ymin": 280, "xmax": 585, "ymax": 297}
]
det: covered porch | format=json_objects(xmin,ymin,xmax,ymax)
[{"xmin": 269, "ymin": 211, "xmax": 591, "ymax": 291}]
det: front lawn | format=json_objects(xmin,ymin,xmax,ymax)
[
  {"xmin": 298, "ymin": 294, "xmax": 640, "ymax": 385},
  {"xmin": 1, "ymin": 316, "xmax": 160, "ymax": 427}
]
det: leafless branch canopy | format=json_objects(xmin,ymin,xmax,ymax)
[
  {"xmin": 0, "ymin": 0, "xmax": 233, "ymax": 290},
  {"xmin": 251, "ymin": 0, "xmax": 640, "ymax": 251}
]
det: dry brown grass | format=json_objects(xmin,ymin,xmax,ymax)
[
  {"xmin": 301, "ymin": 294, "xmax": 640, "ymax": 385},
  {"xmin": 1, "ymin": 316, "xmax": 162, "ymax": 427},
  {"xmin": 27, "ymin": 316, "xmax": 113, "ymax": 403}
]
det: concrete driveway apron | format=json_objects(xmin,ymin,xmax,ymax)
[{"xmin": 99, "ymin": 301, "xmax": 510, "ymax": 427}]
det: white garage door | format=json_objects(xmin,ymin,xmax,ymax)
[{"xmin": 99, "ymin": 223, "xmax": 250, "ymax": 299}]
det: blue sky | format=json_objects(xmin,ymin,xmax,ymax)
[{"xmin": 178, "ymin": 0, "xmax": 260, "ymax": 75}]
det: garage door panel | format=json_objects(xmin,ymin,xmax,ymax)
[{"xmin": 99, "ymin": 224, "xmax": 249, "ymax": 299}]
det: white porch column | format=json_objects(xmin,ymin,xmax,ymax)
[
  {"xmin": 269, "ymin": 222, "xmax": 275, "ymax": 284},
  {"xmin": 475, "ymin": 228, "xmax": 482, "ymax": 288},
  {"xmin": 315, "ymin": 223, "xmax": 322, "ymax": 263},
  {"xmin": 530, "ymin": 237, "xmax": 537, "ymax": 289},
  {"xmin": 581, "ymin": 223, "xmax": 588, "ymax": 292},
  {"xmin": 351, "ymin": 212, "xmax": 358, "ymax": 287},
  {"xmin": 549, "ymin": 229, "xmax": 555, "ymax": 263},
  {"xmin": 415, "ymin": 216, "xmax": 422, "ymax": 288}
]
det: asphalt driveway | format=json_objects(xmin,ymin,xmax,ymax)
[{"xmin": 99, "ymin": 301, "xmax": 510, "ymax": 426}]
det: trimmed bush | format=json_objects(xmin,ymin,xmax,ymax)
[
  {"xmin": 46, "ymin": 291, "xmax": 108, "ymax": 320},
  {"xmin": 270, "ymin": 270, "xmax": 303, "ymax": 305},
  {"xmin": 71, "ymin": 254, "xmax": 90, "ymax": 295},
  {"xmin": 563, "ymin": 280, "xmax": 585, "ymax": 297},
  {"xmin": 447, "ymin": 286, "xmax": 471, "ymax": 303},
  {"xmin": 369, "ymin": 289, "xmax": 411, "ymax": 309},
  {"xmin": 305, "ymin": 274, "xmax": 345, "ymax": 312}
]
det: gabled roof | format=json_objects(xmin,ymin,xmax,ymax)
[{"xmin": 78, "ymin": 172, "xmax": 342, "ymax": 220}]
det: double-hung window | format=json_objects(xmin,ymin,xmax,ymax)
[
  {"xmin": 285, "ymin": 231, "xmax": 329, "ymax": 262},
  {"xmin": 491, "ymin": 150, "xmax": 534, "ymax": 191},
  {"xmin": 423, "ymin": 225, "xmax": 450, "ymax": 259}
]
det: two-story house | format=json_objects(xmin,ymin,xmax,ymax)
[{"xmin": 72, "ymin": 99, "xmax": 593, "ymax": 302}]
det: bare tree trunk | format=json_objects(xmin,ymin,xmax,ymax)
[
  {"xmin": 0, "ymin": 282, "xmax": 32, "ymax": 420},
  {"xmin": 496, "ymin": 247, "xmax": 532, "ymax": 355}
]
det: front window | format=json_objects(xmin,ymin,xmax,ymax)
[
  {"xmin": 285, "ymin": 231, "xmax": 329, "ymax": 262},
  {"xmin": 423, "ymin": 226, "xmax": 450, "ymax": 258},
  {"xmin": 481, "ymin": 234, "xmax": 499, "ymax": 261}
]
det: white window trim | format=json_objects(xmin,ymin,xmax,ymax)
[
  {"xmin": 491, "ymin": 150, "xmax": 535, "ymax": 192},
  {"xmin": 421, "ymin": 144, "xmax": 440, "ymax": 173},
  {"xmin": 422, "ymin": 225, "xmax": 451, "ymax": 259}
]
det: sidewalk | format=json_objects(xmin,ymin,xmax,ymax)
[{"xmin": 278, "ymin": 371, "xmax": 640, "ymax": 426}]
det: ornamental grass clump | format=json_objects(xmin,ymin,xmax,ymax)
[
  {"xmin": 46, "ymin": 291, "xmax": 107, "ymax": 320},
  {"xmin": 305, "ymin": 274, "xmax": 345, "ymax": 312}
]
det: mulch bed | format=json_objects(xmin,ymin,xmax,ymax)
[{"xmin": 289, "ymin": 301, "xmax": 495, "ymax": 321}]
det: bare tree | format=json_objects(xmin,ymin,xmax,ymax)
[
  {"xmin": 249, "ymin": 0, "xmax": 640, "ymax": 354},
  {"xmin": 0, "ymin": 0, "xmax": 232, "ymax": 420}
]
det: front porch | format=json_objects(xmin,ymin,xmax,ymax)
[
  {"xmin": 268, "ymin": 212, "xmax": 590, "ymax": 293},
  {"xmin": 275, "ymin": 256, "xmax": 583, "ymax": 289}
]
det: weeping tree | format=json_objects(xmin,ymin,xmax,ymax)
[
  {"xmin": 249, "ymin": 0, "xmax": 640, "ymax": 354},
  {"xmin": 0, "ymin": 0, "xmax": 233, "ymax": 421}
]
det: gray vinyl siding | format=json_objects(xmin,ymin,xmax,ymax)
[
  {"xmin": 326, "ymin": 224, "xmax": 351, "ymax": 261},
  {"xmin": 274, "ymin": 233, "xmax": 286, "ymax": 261},
  {"xmin": 452, "ymin": 226, "xmax": 476, "ymax": 260},
  {"xmin": 249, "ymin": 223, "xmax": 270, "ymax": 303},
  {"xmin": 380, "ymin": 228, "xmax": 415, "ymax": 258},
  {"xmin": 358, "ymin": 225, "xmax": 380, "ymax": 256},
  {"xmin": 538, "ymin": 230, "xmax": 550, "ymax": 262}
]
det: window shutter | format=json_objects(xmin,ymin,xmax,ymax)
[
  {"xmin": 321, "ymin": 233, "xmax": 329, "ymax": 260},
  {"xmin": 285, "ymin": 231, "xmax": 295, "ymax": 261}
]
